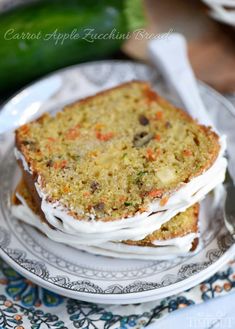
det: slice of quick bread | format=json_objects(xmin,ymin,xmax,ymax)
[
  {"xmin": 13, "ymin": 179, "xmax": 199, "ymax": 251},
  {"xmin": 15, "ymin": 81, "xmax": 219, "ymax": 221}
]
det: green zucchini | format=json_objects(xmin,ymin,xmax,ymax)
[{"xmin": 0, "ymin": 0, "xmax": 145, "ymax": 94}]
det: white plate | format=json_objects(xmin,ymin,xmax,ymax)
[
  {"xmin": 201, "ymin": 0, "xmax": 235, "ymax": 28},
  {"xmin": 0, "ymin": 60, "xmax": 235, "ymax": 304}
]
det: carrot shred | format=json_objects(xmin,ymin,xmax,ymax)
[
  {"xmin": 146, "ymin": 148, "xmax": 156, "ymax": 161},
  {"xmin": 160, "ymin": 196, "xmax": 169, "ymax": 206},
  {"xmin": 96, "ymin": 131, "xmax": 114, "ymax": 141},
  {"xmin": 53, "ymin": 160, "xmax": 67, "ymax": 169},
  {"xmin": 61, "ymin": 160, "xmax": 67, "ymax": 168},
  {"xmin": 139, "ymin": 207, "xmax": 147, "ymax": 212},
  {"xmin": 65, "ymin": 124, "xmax": 80, "ymax": 140},
  {"xmin": 155, "ymin": 111, "xmax": 163, "ymax": 120},
  {"xmin": 154, "ymin": 134, "xmax": 161, "ymax": 141},
  {"xmin": 47, "ymin": 137, "xmax": 56, "ymax": 142},
  {"xmin": 183, "ymin": 149, "xmax": 193, "ymax": 156},
  {"xmin": 144, "ymin": 88, "xmax": 159, "ymax": 102},
  {"xmin": 21, "ymin": 125, "xmax": 29, "ymax": 134},
  {"xmin": 148, "ymin": 189, "xmax": 163, "ymax": 198}
]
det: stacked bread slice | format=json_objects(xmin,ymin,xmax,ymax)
[{"xmin": 12, "ymin": 81, "xmax": 227, "ymax": 259}]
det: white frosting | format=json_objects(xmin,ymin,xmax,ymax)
[
  {"xmin": 14, "ymin": 148, "xmax": 33, "ymax": 174},
  {"xmin": 152, "ymin": 233, "xmax": 198, "ymax": 247},
  {"xmin": 80, "ymin": 233, "xmax": 199, "ymax": 256},
  {"xmin": 12, "ymin": 184, "xmax": 225, "ymax": 260},
  {"xmin": 70, "ymin": 241, "xmax": 198, "ymax": 260},
  {"xmin": 11, "ymin": 193, "xmax": 199, "ymax": 259},
  {"xmin": 14, "ymin": 136, "xmax": 227, "ymax": 244}
]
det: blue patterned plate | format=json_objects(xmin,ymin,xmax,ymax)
[{"xmin": 0, "ymin": 61, "xmax": 235, "ymax": 304}]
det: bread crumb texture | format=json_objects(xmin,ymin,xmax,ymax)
[{"xmin": 16, "ymin": 81, "xmax": 219, "ymax": 221}]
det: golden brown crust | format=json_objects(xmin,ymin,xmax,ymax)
[
  {"xmin": 63, "ymin": 80, "xmax": 151, "ymax": 111},
  {"xmin": 13, "ymin": 175, "xmax": 56, "ymax": 230},
  {"xmin": 190, "ymin": 237, "xmax": 199, "ymax": 252},
  {"xmin": 15, "ymin": 160, "xmax": 47, "ymax": 224}
]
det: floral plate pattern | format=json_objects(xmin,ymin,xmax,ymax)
[
  {"xmin": 0, "ymin": 60, "xmax": 235, "ymax": 304},
  {"xmin": 0, "ymin": 257, "xmax": 235, "ymax": 329}
]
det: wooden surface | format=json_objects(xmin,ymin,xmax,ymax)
[{"xmin": 123, "ymin": 0, "xmax": 235, "ymax": 93}]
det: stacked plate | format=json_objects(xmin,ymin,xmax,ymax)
[{"xmin": 0, "ymin": 61, "xmax": 235, "ymax": 304}]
